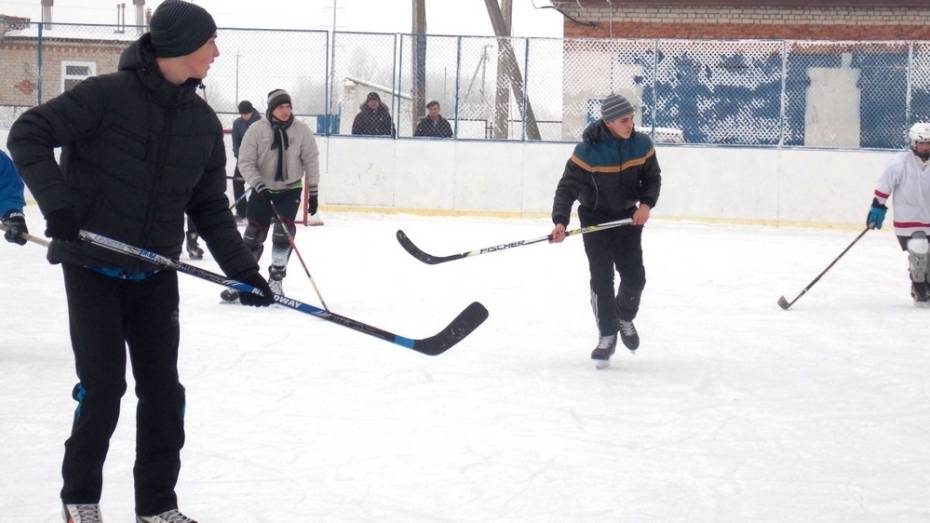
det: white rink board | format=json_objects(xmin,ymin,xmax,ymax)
[{"xmin": 2, "ymin": 127, "xmax": 895, "ymax": 228}]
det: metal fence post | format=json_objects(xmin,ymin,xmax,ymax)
[
  {"xmin": 522, "ymin": 37, "xmax": 530, "ymax": 141},
  {"xmin": 651, "ymin": 38, "xmax": 658, "ymax": 141},
  {"xmin": 392, "ymin": 32, "xmax": 398, "ymax": 138},
  {"xmin": 36, "ymin": 22, "xmax": 44, "ymax": 104},
  {"xmin": 454, "ymin": 36, "xmax": 462, "ymax": 139},
  {"xmin": 905, "ymin": 41, "xmax": 914, "ymax": 131},
  {"xmin": 779, "ymin": 40, "xmax": 788, "ymax": 148}
]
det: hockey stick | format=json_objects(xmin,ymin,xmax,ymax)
[
  {"xmin": 264, "ymin": 194, "xmax": 330, "ymax": 310},
  {"xmin": 1, "ymin": 224, "xmax": 488, "ymax": 355},
  {"xmin": 396, "ymin": 218, "xmax": 634, "ymax": 265},
  {"xmin": 777, "ymin": 226, "xmax": 871, "ymax": 310}
]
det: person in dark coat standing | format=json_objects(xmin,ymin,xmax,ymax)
[
  {"xmin": 6, "ymin": 1, "xmax": 274, "ymax": 521},
  {"xmin": 549, "ymin": 94, "xmax": 661, "ymax": 369},
  {"xmin": 231, "ymin": 99, "xmax": 262, "ymax": 221},
  {"xmin": 414, "ymin": 100, "xmax": 453, "ymax": 138},
  {"xmin": 351, "ymin": 91, "xmax": 395, "ymax": 137}
]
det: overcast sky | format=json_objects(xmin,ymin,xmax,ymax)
[{"xmin": 0, "ymin": 0, "xmax": 565, "ymax": 37}]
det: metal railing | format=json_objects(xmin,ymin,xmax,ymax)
[{"xmin": 2, "ymin": 21, "xmax": 929, "ymax": 149}]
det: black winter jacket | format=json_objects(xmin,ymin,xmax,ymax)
[
  {"xmin": 351, "ymin": 104, "xmax": 395, "ymax": 136},
  {"xmin": 552, "ymin": 121, "xmax": 661, "ymax": 227},
  {"xmin": 414, "ymin": 116, "xmax": 453, "ymax": 138},
  {"xmin": 7, "ymin": 34, "xmax": 257, "ymax": 277}
]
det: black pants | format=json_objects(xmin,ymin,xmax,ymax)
[
  {"xmin": 233, "ymin": 164, "xmax": 248, "ymax": 218},
  {"xmin": 60, "ymin": 264, "xmax": 185, "ymax": 516},
  {"xmin": 244, "ymin": 187, "xmax": 301, "ymax": 270},
  {"xmin": 582, "ymin": 224, "xmax": 646, "ymax": 335}
]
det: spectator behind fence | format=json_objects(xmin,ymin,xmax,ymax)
[
  {"xmin": 351, "ymin": 91, "xmax": 395, "ymax": 137},
  {"xmin": 6, "ymin": 1, "xmax": 275, "ymax": 521},
  {"xmin": 414, "ymin": 100, "xmax": 453, "ymax": 138},
  {"xmin": 231, "ymin": 99, "xmax": 262, "ymax": 222}
]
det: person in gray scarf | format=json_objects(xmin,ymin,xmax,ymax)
[{"xmin": 223, "ymin": 88, "xmax": 321, "ymax": 302}]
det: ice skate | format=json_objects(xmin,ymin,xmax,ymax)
[
  {"xmin": 268, "ymin": 265, "xmax": 286, "ymax": 296},
  {"xmin": 306, "ymin": 213, "xmax": 324, "ymax": 226},
  {"xmin": 911, "ymin": 282, "xmax": 930, "ymax": 307},
  {"xmin": 618, "ymin": 319, "xmax": 640, "ymax": 352},
  {"xmin": 185, "ymin": 232, "xmax": 204, "ymax": 260},
  {"xmin": 136, "ymin": 509, "xmax": 198, "ymax": 523},
  {"xmin": 591, "ymin": 334, "xmax": 617, "ymax": 369},
  {"xmin": 63, "ymin": 504, "xmax": 102, "ymax": 523},
  {"xmin": 219, "ymin": 288, "xmax": 240, "ymax": 303},
  {"xmin": 269, "ymin": 278, "xmax": 284, "ymax": 296}
]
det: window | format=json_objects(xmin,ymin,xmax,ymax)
[{"xmin": 61, "ymin": 61, "xmax": 96, "ymax": 92}]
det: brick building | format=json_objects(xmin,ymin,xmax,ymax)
[
  {"xmin": 551, "ymin": 0, "xmax": 930, "ymax": 40},
  {"xmin": 0, "ymin": 16, "xmax": 134, "ymax": 107}
]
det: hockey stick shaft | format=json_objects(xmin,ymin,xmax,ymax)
[
  {"xmin": 777, "ymin": 226, "xmax": 871, "ymax": 310},
  {"xmin": 228, "ymin": 185, "xmax": 252, "ymax": 212},
  {"xmin": 1, "ymin": 223, "xmax": 487, "ymax": 354},
  {"xmin": 265, "ymin": 196, "xmax": 329, "ymax": 310},
  {"xmin": 396, "ymin": 218, "xmax": 633, "ymax": 264}
]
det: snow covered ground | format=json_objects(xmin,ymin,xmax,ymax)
[{"xmin": 2, "ymin": 206, "xmax": 929, "ymax": 522}]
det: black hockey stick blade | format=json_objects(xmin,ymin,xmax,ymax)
[
  {"xmin": 396, "ymin": 230, "xmax": 469, "ymax": 264},
  {"xmin": 777, "ymin": 296, "xmax": 791, "ymax": 310},
  {"xmin": 396, "ymin": 218, "xmax": 633, "ymax": 266},
  {"xmin": 406, "ymin": 301, "xmax": 489, "ymax": 355}
]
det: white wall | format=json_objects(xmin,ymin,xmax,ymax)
[
  {"xmin": 320, "ymin": 136, "xmax": 893, "ymax": 228},
  {"xmin": 3, "ymin": 125, "xmax": 894, "ymax": 229}
]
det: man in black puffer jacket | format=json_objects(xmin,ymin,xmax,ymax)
[{"xmin": 7, "ymin": 1, "xmax": 273, "ymax": 521}]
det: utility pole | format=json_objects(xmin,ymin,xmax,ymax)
[
  {"xmin": 411, "ymin": 0, "xmax": 427, "ymax": 132},
  {"xmin": 483, "ymin": 0, "xmax": 541, "ymax": 140}
]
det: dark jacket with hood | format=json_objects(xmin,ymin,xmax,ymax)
[
  {"xmin": 351, "ymin": 103, "xmax": 395, "ymax": 136},
  {"xmin": 7, "ymin": 34, "xmax": 257, "ymax": 277},
  {"xmin": 552, "ymin": 120, "xmax": 661, "ymax": 227}
]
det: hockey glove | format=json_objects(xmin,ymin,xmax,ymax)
[
  {"xmin": 2, "ymin": 210, "xmax": 28, "ymax": 245},
  {"xmin": 44, "ymin": 208, "xmax": 80, "ymax": 241},
  {"xmin": 232, "ymin": 270, "xmax": 275, "ymax": 307},
  {"xmin": 252, "ymin": 182, "xmax": 271, "ymax": 199},
  {"xmin": 867, "ymin": 198, "xmax": 887, "ymax": 230},
  {"xmin": 307, "ymin": 194, "xmax": 319, "ymax": 216}
]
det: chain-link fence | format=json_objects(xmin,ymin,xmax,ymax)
[{"xmin": 3, "ymin": 21, "xmax": 930, "ymax": 149}]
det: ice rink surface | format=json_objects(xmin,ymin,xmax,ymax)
[{"xmin": 2, "ymin": 206, "xmax": 929, "ymax": 522}]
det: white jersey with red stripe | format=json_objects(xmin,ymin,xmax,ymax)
[{"xmin": 874, "ymin": 149, "xmax": 930, "ymax": 237}]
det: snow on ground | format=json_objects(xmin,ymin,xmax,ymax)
[{"xmin": 2, "ymin": 205, "xmax": 929, "ymax": 522}]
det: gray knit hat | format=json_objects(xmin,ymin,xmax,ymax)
[
  {"xmin": 150, "ymin": 0, "xmax": 217, "ymax": 58},
  {"xmin": 267, "ymin": 89, "xmax": 291, "ymax": 113},
  {"xmin": 601, "ymin": 94, "xmax": 634, "ymax": 122}
]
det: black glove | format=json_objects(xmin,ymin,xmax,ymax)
[
  {"xmin": 233, "ymin": 270, "xmax": 275, "ymax": 307},
  {"xmin": 44, "ymin": 208, "xmax": 80, "ymax": 241},
  {"xmin": 2, "ymin": 210, "xmax": 28, "ymax": 245},
  {"xmin": 308, "ymin": 194, "xmax": 319, "ymax": 216},
  {"xmin": 582, "ymin": 120, "xmax": 605, "ymax": 144},
  {"xmin": 252, "ymin": 182, "xmax": 271, "ymax": 199}
]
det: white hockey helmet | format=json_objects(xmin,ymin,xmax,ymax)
[{"xmin": 908, "ymin": 122, "xmax": 930, "ymax": 147}]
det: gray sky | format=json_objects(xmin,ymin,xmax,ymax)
[{"xmin": 0, "ymin": 0, "xmax": 564, "ymax": 37}]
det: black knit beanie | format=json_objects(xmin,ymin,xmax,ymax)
[{"xmin": 150, "ymin": 0, "xmax": 217, "ymax": 58}]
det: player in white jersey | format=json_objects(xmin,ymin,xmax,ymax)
[{"xmin": 867, "ymin": 122, "xmax": 930, "ymax": 305}]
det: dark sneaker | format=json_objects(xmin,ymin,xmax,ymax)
[{"xmin": 618, "ymin": 320, "xmax": 640, "ymax": 352}]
